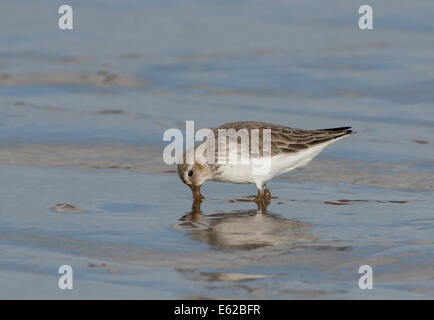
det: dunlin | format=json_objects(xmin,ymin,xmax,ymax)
[{"xmin": 178, "ymin": 121, "xmax": 355, "ymax": 202}]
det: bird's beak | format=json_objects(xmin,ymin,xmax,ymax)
[{"xmin": 188, "ymin": 184, "xmax": 204, "ymax": 200}]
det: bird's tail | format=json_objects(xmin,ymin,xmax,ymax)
[{"xmin": 316, "ymin": 126, "xmax": 356, "ymax": 137}]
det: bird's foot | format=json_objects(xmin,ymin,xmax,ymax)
[
  {"xmin": 263, "ymin": 187, "xmax": 271, "ymax": 201},
  {"xmin": 254, "ymin": 190, "xmax": 270, "ymax": 206}
]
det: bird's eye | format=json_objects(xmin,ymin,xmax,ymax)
[{"xmin": 188, "ymin": 170, "xmax": 194, "ymax": 177}]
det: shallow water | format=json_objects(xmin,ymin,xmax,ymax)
[{"xmin": 1, "ymin": 0, "xmax": 434, "ymax": 299}]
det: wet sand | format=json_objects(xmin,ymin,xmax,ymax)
[
  {"xmin": 1, "ymin": 0, "xmax": 434, "ymax": 299},
  {"xmin": 1, "ymin": 164, "xmax": 433, "ymax": 299}
]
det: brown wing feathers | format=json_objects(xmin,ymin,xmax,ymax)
[{"xmin": 214, "ymin": 121, "xmax": 353, "ymax": 156}]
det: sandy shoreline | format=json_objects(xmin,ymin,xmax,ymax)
[{"xmin": 0, "ymin": 143, "xmax": 432, "ymax": 191}]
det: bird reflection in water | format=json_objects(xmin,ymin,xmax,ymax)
[{"xmin": 174, "ymin": 198, "xmax": 315, "ymax": 251}]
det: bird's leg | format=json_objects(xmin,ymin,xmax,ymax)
[
  {"xmin": 263, "ymin": 185, "xmax": 271, "ymax": 201},
  {"xmin": 254, "ymin": 187, "xmax": 263, "ymax": 202}
]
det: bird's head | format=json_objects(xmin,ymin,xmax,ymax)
[{"xmin": 177, "ymin": 159, "xmax": 212, "ymax": 200}]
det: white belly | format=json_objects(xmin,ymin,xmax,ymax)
[{"xmin": 213, "ymin": 139, "xmax": 337, "ymax": 188}]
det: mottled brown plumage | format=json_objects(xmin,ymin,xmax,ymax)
[{"xmin": 213, "ymin": 121, "xmax": 353, "ymax": 156}]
